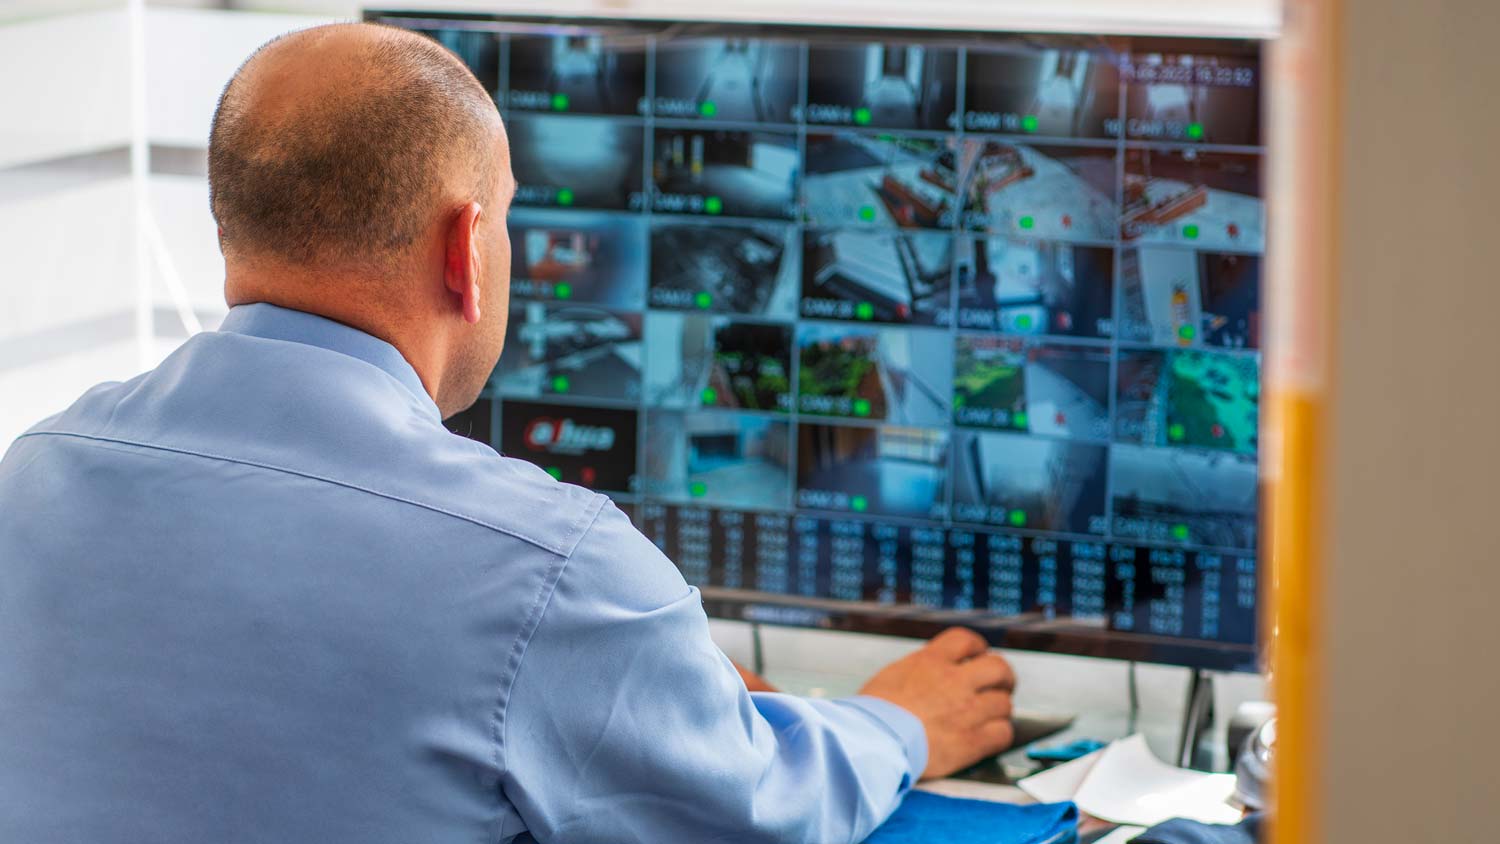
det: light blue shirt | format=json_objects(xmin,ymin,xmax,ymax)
[{"xmin": 0, "ymin": 303, "xmax": 925, "ymax": 844}]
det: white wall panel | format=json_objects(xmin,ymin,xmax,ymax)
[{"xmin": 0, "ymin": 10, "xmax": 131, "ymax": 170}]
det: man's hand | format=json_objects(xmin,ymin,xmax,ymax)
[{"xmin": 858, "ymin": 627, "xmax": 1015, "ymax": 780}]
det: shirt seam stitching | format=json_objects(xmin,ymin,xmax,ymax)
[
  {"xmin": 492, "ymin": 497, "xmax": 608, "ymax": 784},
  {"xmin": 18, "ymin": 429, "xmax": 577, "ymax": 557}
]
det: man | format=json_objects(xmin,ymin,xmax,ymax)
[{"xmin": 0, "ymin": 23, "xmax": 1015, "ymax": 844}]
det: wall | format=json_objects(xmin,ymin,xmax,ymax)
[{"xmin": 1321, "ymin": 0, "xmax": 1500, "ymax": 839}]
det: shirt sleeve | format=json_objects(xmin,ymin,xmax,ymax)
[{"xmin": 499, "ymin": 500, "xmax": 927, "ymax": 844}]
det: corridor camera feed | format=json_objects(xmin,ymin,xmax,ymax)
[
  {"xmin": 648, "ymin": 222, "xmax": 799, "ymax": 319},
  {"xmin": 508, "ymin": 210, "xmax": 647, "ymax": 307},
  {"xmin": 1119, "ymin": 247, "xmax": 1260, "ymax": 349},
  {"xmin": 949, "ymin": 431, "xmax": 1108, "ymax": 534},
  {"xmin": 806, "ymin": 42, "xmax": 959, "ymax": 130},
  {"xmin": 654, "ymin": 38, "xmax": 802, "ymax": 124},
  {"xmin": 508, "ymin": 116, "xmax": 644, "ymax": 210},
  {"xmin": 507, "ymin": 30, "xmax": 647, "ymax": 116},
  {"xmin": 801, "ymin": 229, "xmax": 954, "ymax": 325},
  {"xmin": 492, "ymin": 303, "xmax": 643, "ymax": 403},
  {"xmin": 642, "ymin": 412, "xmax": 793, "ymax": 509},
  {"xmin": 644, "ymin": 313, "xmax": 793, "ymax": 413},
  {"xmin": 373, "ymin": 9, "xmax": 1269, "ymax": 669},
  {"xmin": 797, "ymin": 323, "xmax": 953, "ymax": 426},
  {"xmin": 412, "ymin": 26, "xmax": 501, "ymax": 96},
  {"xmin": 803, "ymin": 133, "xmax": 961, "ymax": 229},
  {"xmin": 1110, "ymin": 444, "xmax": 1258, "ymax": 550},
  {"xmin": 953, "ymin": 336, "xmax": 1112, "ymax": 441},
  {"xmin": 797, "ymin": 423, "xmax": 950, "ymax": 519},
  {"xmin": 652, "ymin": 128, "xmax": 800, "ymax": 219},
  {"xmin": 1123, "ymin": 50, "xmax": 1261, "ymax": 146},
  {"xmin": 962, "ymin": 141, "xmax": 1117, "ymax": 242},
  {"xmin": 955, "ymin": 237, "xmax": 1114, "ymax": 336},
  {"xmin": 1115, "ymin": 349, "xmax": 1259, "ymax": 456},
  {"xmin": 963, "ymin": 47, "xmax": 1119, "ymax": 138},
  {"xmin": 1122, "ymin": 148, "xmax": 1265, "ymax": 251}
]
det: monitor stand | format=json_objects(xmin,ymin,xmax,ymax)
[{"xmin": 1176, "ymin": 669, "xmax": 1216, "ymax": 770}]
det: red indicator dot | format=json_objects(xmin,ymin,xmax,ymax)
[
  {"xmin": 896, "ymin": 304, "xmax": 910, "ymax": 319},
  {"xmin": 1211, "ymin": 424, "xmax": 1225, "ymax": 439},
  {"xmin": 581, "ymin": 466, "xmax": 597, "ymax": 485},
  {"xmin": 1061, "ymin": 214, "xmax": 1072, "ymax": 228},
  {"xmin": 1056, "ymin": 312, "xmax": 1073, "ymax": 330},
  {"xmin": 1056, "ymin": 412, "xmax": 1067, "ymax": 425},
  {"xmin": 1227, "ymin": 222, "xmax": 1240, "ymax": 238}
]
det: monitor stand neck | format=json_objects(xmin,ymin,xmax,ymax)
[{"xmin": 1176, "ymin": 668, "xmax": 1216, "ymax": 770}]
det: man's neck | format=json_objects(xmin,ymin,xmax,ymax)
[{"xmin": 225, "ymin": 275, "xmax": 447, "ymax": 408}]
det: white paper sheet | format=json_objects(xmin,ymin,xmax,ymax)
[
  {"xmin": 1093, "ymin": 826, "xmax": 1148, "ymax": 844},
  {"xmin": 1069, "ymin": 735, "xmax": 1242, "ymax": 827},
  {"xmin": 1017, "ymin": 748, "xmax": 1103, "ymax": 804}
]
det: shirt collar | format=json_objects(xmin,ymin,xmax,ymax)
[{"xmin": 218, "ymin": 303, "xmax": 442, "ymax": 421}]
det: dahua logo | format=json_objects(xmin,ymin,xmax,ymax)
[{"xmin": 523, "ymin": 417, "xmax": 616, "ymax": 455}]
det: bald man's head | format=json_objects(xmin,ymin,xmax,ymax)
[{"xmin": 208, "ymin": 23, "xmax": 504, "ymax": 273}]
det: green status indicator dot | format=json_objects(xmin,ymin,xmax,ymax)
[
  {"xmin": 554, "ymin": 282, "xmax": 573, "ymax": 300},
  {"xmin": 1018, "ymin": 215, "xmax": 1035, "ymax": 230},
  {"xmin": 953, "ymin": 394, "xmax": 967, "ymax": 409},
  {"xmin": 689, "ymin": 481, "xmax": 708, "ymax": 498},
  {"xmin": 694, "ymin": 291, "xmax": 713, "ymax": 310},
  {"xmin": 699, "ymin": 100, "xmax": 717, "ymax": 117},
  {"xmin": 1186, "ymin": 122, "xmax": 1205, "ymax": 140},
  {"xmin": 551, "ymin": 92, "xmax": 570, "ymax": 111},
  {"xmin": 1178, "ymin": 323, "xmax": 1197, "ymax": 341},
  {"xmin": 1013, "ymin": 411, "xmax": 1029, "ymax": 429},
  {"xmin": 545, "ymin": 467, "xmax": 563, "ymax": 481},
  {"xmin": 1183, "ymin": 223, "xmax": 1200, "ymax": 239},
  {"xmin": 556, "ymin": 188, "xmax": 575, "ymax": 207},
  {"xmin": 853, "ymin": 107, "xmax": 872, "ymax": 126},
  {"xmin": 850, "ymin": 495, "xmax": 869, "ymax": 513},
  {"xmin": 704, "ymin": 196, "xmax": 723, "ymax": 215},
  {"xmin": 852, "ymin": 398, "xmax": 872, "ymax": 417},
  {"xmin": 1168, "ymin": 422, "xmax": 1187, "ymax": 442},
  {"xmin": 1016, "ymin": 314, "xmax": 1034, "ymax": 330},
  {"xmin": 858, "ymin": 205, "xmax": 877, "ymax": 222},
  {"xmin": 855, "ymin": 301, "xmax": 875, "ymax": 321},
  {"xmin": 1172, "ymin": 523, "xmax": 1190, "ymax": 541},
  {"xmin": 1008, "ymin": 509, "xmax": 1028, "ymax": 528},
  {"xmin": 701, "ymin": 387, "xmax": 718, "ymax": 405},
  {"xmin": 1021, "ymin": 114, "xmax": 1039, "ymax": 133},
  {"xmin": 551, "ymin": 375, "xmax": 571, "ymax": 394}
]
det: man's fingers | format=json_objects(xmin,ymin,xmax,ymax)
[
  {"xmin": 973, "ymin": 689, "xmax": 1014, "ymax": 721},
  {"xmin": 972, "ymin": 717, "xmax": 1016, "ymax": 756},
  {"xmin": 959, "ymin": 653, "xmax": 1016, "ymax": 692},
  {"xmin": 926, "ymin": 627, "xmax": 987, "ymax": 662}
]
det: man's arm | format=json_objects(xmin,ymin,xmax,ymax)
[{"xmin": 499, "ymin": 500, "xmax": 1012, "ymax": 844}]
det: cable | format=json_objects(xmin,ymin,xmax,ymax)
[{"xmin": 1127, "ymin": 660, "xmax": 1141, "ymax": 734}]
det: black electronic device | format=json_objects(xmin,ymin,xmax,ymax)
[{"xmin": 375, "ymin": 9, "xmax": 1266, "ymax": 672}]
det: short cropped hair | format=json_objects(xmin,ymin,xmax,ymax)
[{"xmin": 208, "ymin": 28, "xmax": 498, "ymax": 270}]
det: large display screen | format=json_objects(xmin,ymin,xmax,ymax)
[{"xmin": 372, "ymin": 10, "xmax": 1266, "ymax": 671}]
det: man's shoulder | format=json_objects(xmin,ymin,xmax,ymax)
[{"xmin": 15, "ymin": 331, "xmax": 611, "ymax": 560}]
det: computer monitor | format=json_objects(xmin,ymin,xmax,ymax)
[{"xmin": 370, "ymin": 10, "xmax": 1266, "ymax": 672}]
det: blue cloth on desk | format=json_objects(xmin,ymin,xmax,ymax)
[{"xmin": 865, "ymin": 791, "xmax": 1079, "ymax": 844}]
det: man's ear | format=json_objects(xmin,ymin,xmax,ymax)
[{"xmin": 444, "ymin": 202, "xmax": 485, "ymax": 325}]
